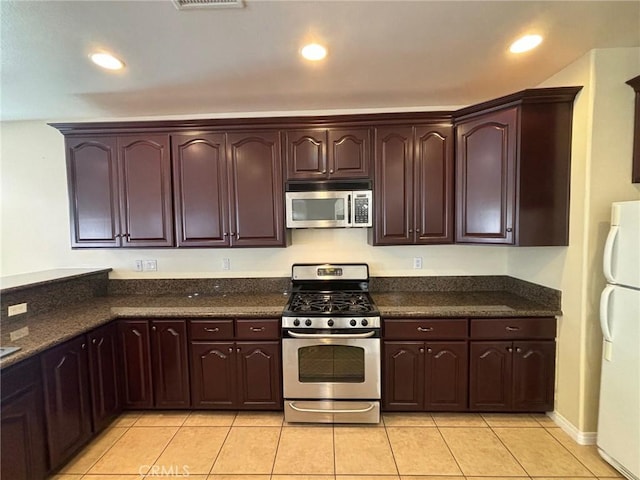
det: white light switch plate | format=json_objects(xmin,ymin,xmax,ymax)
[
  {"xmin": 8, "ymin": 303, "xmax": 28, "ymax": 316},
  {"xmin": 10, "ymin": 326, "xmax": 29, "ymax": 341}
]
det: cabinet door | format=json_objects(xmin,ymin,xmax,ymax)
[
  {"xmin": 151, "ymin": 320, "xmax": 191, "ymax": 408},
  {"xmin": 118, "ymin": 320, "xmax": 153, "ymax": 408},
  {"xmin": 236, "ymin": 341, "xmax": 281, "ymax": 409},
  {"xmin": 87, "ymin": 323, "xmax": 122, "ymax": 432},
  {"xmin": 118, "ymin": 135, "xmax": 174, "ymax": 247},
  {"xmin": 190, "ymin": 342, "xmax": 237, "ymax": 409},
  {"xmin": 285, "ymin": 129, "xmax": 327, "ymax": 180},
  {"xmin": 512, "ymin": 341, "xmax": 556, "ymax": 412},
  {"xmin": 424, "ymin": 342, "xmax": 467, "ymax": 411},
  {"xmin": 469, "ymin": 341, "xmax": 512, "ymax": 411},
  {"xmin": 382, "ymin": 341, "xmax": 424, "ymax": 411},
  {"xmin": 414, "ymin": 126, "xmax": 454, "ymax": 244},
  {"xmin": 172, "ymin": 133, "xmax": 229, "ymax": 247},
  {"xmin": 328, "ymin": 128, "xmax": 371, "ymax": 179},
  {"xmin": 373, "ymin": 127, "xmax": 414, "ymax": 245},
  {"xmin": 41, "ymin": 335, "xmax": 92, "ymax": 469},
  {"xmin": 66, "ymin": 136, "xmax": 120, "ymax": 247},
  {"xmin": 227, "ymin": 131, "xmax": 286, "ymax": 247},
  {"xmin": 1, "ymin": 359, "xmax": 48, "ymax": 480},
  {"xmin": 455, "ymin": 108, "xmax": 517, "ymax": 244}
]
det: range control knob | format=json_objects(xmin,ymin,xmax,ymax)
[
  {"xmin": 327, "ymin": 319, "xmax": 334, "ymax": 327},
  {"xmin": 293, "ymin": 319, "xmax": 300, "ymax": 327},
  {"xmin": 350, "ymin": 319, "xmax": 357, "ymax": 327},
  {"xmin": 305, "ymin": 319, "xmax": 312, "ymax": 327},
  {"xmin": 361, "ymin": 319, "xmax": 369, "ymax": 327}
]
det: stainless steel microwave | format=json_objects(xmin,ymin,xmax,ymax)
[{"xmin": 285, "ymin": 188, "xmax": 372, "ymax": 228}]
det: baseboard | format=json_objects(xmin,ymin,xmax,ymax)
[{"xmin": 547, "ymin": 411, "xmax": 597, "ymax": 445}]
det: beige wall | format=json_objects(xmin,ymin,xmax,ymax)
[
  {"xmin": 508, "ymin": 47, "xmax": 640, "ymax": 434},
  {"xmin": 0, "ymin": 120, "xmax": 509, "ymax": 279}
]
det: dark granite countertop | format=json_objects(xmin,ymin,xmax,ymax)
[
  {"xmin": 0, "ymin": 290, "xmax": 560, "ymax": 369},
  {"xmin": 0, "ymin": 268, "xmax": 112, "ymax": 293}
]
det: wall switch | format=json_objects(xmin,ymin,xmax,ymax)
[
  {"xmin": 10, "ymin": 326, "xmax": 29, "ymax": 341},
  {"xmin": 8, "ymin": 303, "xmax": 28, "ymax": 316},
  {"xmin": 135, "ymin": 260, "xmax": 143, "ymax": 272},
  {"xmin": 413, "ymin": 257, "xmax": 423, "ymax": 269},
  {"xmin": 142, "ymin": 260, "xmax": 157, "ymax": 271},
  {"xmin": 222, "ymin": 258, "xmax": 231, "ymax": 270}
]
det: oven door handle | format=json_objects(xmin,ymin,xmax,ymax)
[
  {"xmin": 285, "ymin": 330, "xmax": 377, "ymax": 339},
  {"xmin": 288, "ymin": 401, "xmax": 377, "ymax": 414}
]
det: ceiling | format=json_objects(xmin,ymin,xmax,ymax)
[{"xmin": 1, "ymin": 0, "xmax": 639, "ymax": 122}]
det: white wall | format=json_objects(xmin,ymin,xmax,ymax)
[
  {"xmin": 0, "ymin": 120, "xmax": 509, "ymax": 279},
  {"xmin": 508, "ymin": 47, "xmax": 640, "ymax": 434}
]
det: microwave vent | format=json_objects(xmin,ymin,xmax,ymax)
[{"xmin": 172, "ymin": 0, "xmax": 244, "ymax": 9}]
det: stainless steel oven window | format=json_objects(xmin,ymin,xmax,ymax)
[{"xmin": 298, "ymin": 344, "xmax": 365, "ymax": 383}]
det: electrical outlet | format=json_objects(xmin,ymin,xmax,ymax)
[
  {"xmin": 135, "ymin": 260, "xmax": 143, "ymax": 272},
  {"xmin": 222, "ymin": 258, "xmax": 231, "ymax": 270},
  {"xmin": 10, "ymin": 326, "xmax": 29, "ymax": 341},
  {"xmin": 142, "ymin": 260, "xmax": 157, "ymax": 271},
  {"xmin": 413, "ymin": 257, "xmax": 423, "ymax": 269},
  {"xmin": 8, "ymin": 303, "xmax": 28, "ymax": 316}
]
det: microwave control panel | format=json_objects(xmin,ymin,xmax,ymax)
[{"xmin": 352, "ymin": 191, "xmax": 372, "ymax": 227}]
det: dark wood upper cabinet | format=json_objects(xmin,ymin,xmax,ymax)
[
  {"xmin": 118, "ymin": 135, "xmax": 174, "ymax": 247},
  {"xmin": 172, "ymin": 133, "xmax": 229, "ymax": 247},
  {"xmin": 66, "ymin": 136, "xmax": 120, "ymax": 247},
  {"xmin": 371, "ymin": 124, "xmax": 453, "ymax": 245},
  {"xmin": 627, "ymin": 75, "xmax": 640, "ymax": 183},
  {"xmin": 150, "ymin": 320, "xmax": 191, "ymax": 409},
  {"xmin": 1, "ymin": 358, "xmax": 48, "ymax": 480},
  {"xmin": 454, "ymin": 87, "xmax": 581, "ymax": 246},
  {"xmin": 285, "ymin": 127, "xmax": 371, "ymax": 180},
  {"xmin": 40, "ymin": 335, "xmax": 93, "ymax": 470},
  {"xmin": 227, "ymin": 131, "xmax": 287, "ymax": 247},
  {"xmin": 87, "ymin": 322, "xmax": 122, "ymax": 432},
  {"xmin": 65, "ymin": 134, "xmax": 173, "ymax": 247}
]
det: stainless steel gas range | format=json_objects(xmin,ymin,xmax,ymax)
[{"xmin": 281, "ymin": 263, "xmax": 381, "ymax": 424}]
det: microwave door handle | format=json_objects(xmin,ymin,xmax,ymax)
[{"xmin": 347, "ymin": 193, "xmax": 353, "ymax": 227}]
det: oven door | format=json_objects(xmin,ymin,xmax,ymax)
[{"xmin": 282, "ymin": 333, "xmax": 380, "ymax": 399}]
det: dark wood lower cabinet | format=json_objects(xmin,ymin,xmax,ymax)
[
  {"xmin": 190, "ymin": 341, "xmax": 281, "ymax": 410},
  {"xmin": 87, "ymin": 322, "xmax": 122, "ymax": 431},
  {"xmin": 118, "ymin": 320, "xmax": 153, "ymax": 408},
  {"xmin": 40, "ymin": 335, "xmax": 92, "ymax": 470},
  {"xmin": 0, "ymin": 358, "xmax": 48, "ymax": 480},
  {"xmin": 383, "ymin": 341, "xmax": 467, "ymax": 412},
  {"xmin": 469, "ymin": 340, "xmax": 555, "ymax": 412},
  {"xmin": 151, "ymin": 320, "xmax": 191, "ymax": 408}
]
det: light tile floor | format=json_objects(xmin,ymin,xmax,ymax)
[{"xmin": 50, "ymin": 411, "xmax": 624, "ymax": 480}]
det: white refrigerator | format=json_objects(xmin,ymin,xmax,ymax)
[{"xmin": 598, "ymin": 200, "xmax": 640, "ymax": 480}]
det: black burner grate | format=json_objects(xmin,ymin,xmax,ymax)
[{"xmin": 287, "ymin": 291, "xmax": 375, "ymax": 314}]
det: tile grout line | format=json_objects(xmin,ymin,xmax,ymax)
[
  {"xmin": 66, "ymin": 422, "xmax": 130, "ymax": 477},
  {"xmin": 434, "ymin": 423, "xmax": 467, "ymax": 478},
  {"xmin": 268, "ymin": 418, "xmax": 285, "ymax": 479},
  {"xmin": 381, "ymin": 417, "xmax": 402, "ymax": 479},
  {"xmin": 207, "ymin": 411, "xmax": 237, "ymax": 476},
  {"xmin": 141, "ymin": 412, "xmax": 188, "ymax": 477}
]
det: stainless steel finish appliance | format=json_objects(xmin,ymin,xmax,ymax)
[
  {"xmin": 282, "ymin": 263, "xmax": 381, "ymax": 423},
  {"xmin": 285, "ymin": 181, "xmax": 372, "ymax": 229}
]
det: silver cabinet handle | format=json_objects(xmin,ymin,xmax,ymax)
[
  {"xmin": 417, "ymin": 326, "xmax": 434, "ymax": 332},
  {"xmin": 419, "ymin": 347, "xmax": 425, "ymax": 353},
  {"xmin": 505, "ymin": 326, "xmax": 519, "ymax": 331},
  {"xmin": 152, "ymin": 326, "xmax": 157, "ymax": 331},
  {"xmin": 228, "ymin": 347, "xmax": 233, "ymax": 353},
  {"xmin": 426, "ymin": 347, "xmax": 433, "ymax": 353},
  {"xmin": 516, "ymin": 347, "xmax": 522, "ymax": 353},
  {"xmin": 236, "ymin": 347, "xmax": 241, "ymax": 353},
  {"xmin": 81, "ymin": 343, "xmax": 86, "ymax": 349},
  {"xmin": 288, "ymin": 401, "xmax": 376, "ymax": 414},
  {"xmin": 506, "ymin": 228, "xmax": 513, "ymax": 232},
  {"xmin": 204, "ymin": 327, "xmax": 220, "ymax": 333},
  {"xmin": 329, "ymin": 169, "xmax": 334, "ymax": 173},
  {"xmin": 507, "ymin": 346, "xmax": 513, "ymax": 352},
  {"xmin": 92, "ymin": 338, "xmax": 97, "ymax": 344},
  {"xmin": 250, "ymin": 326, "xmax": 265, "ymax": 332},
  {"xmin": 286, "ymin": 330, "xmax": 376, "ymax": 339}
]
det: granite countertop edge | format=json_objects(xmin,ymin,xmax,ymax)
[{"xmin": 0, "ymin": 291, "xmax": 561, "ymax": 369}]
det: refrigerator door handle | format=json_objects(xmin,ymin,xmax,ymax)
[
  {"xmin": 603, "ymin": 225, "xmax": 619, "ymax": 284},
  {"xmin": 600, "ymin": 284, "xmax": 615, "ymax": 342}
]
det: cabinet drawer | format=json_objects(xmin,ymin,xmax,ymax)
[
  {"xmin": 236, "ymin": 319, "xmax": 280, "ymax": 340},
  {"xmin": 470, "ymin": 317, "xmax": 556, "ymax": 339},
  {"xmin": 190, "ymin": 320, "xmax": 234, "ymax": 340},
  {"xmin": 384, "ymin": 319, "xmax": 468, "ymax": 340}
]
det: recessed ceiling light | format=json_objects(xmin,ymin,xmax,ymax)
[
  {"xmin": 509, "ymin": 34, "xmax": 543, "ymax": 54},
  {"xmin": 90, "ymin": 52, "xmax": 125, "ymax": 70},
  {"xmin": 301, "ymin": 43, "xmax": 327, "ymax": 61}
]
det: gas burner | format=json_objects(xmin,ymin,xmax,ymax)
[{"xmin": 288, "ymin": 291, "xmax": 375, "ymax": 315}]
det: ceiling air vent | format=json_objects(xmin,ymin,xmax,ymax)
[{"xmin": 172, "ymin": 0, "xmax": 244, "ymax": 9}]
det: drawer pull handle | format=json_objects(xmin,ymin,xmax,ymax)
[
  {"xmin": 417, "ymin": 326, "xmax": 434, "ymax": 332},
  {"xmin": 250, "ymin": 326, "xmax": 265, "ymax": 332},
  {"xmin": 204, "ymin": 327, "xmax": 220, "ymax": 333},
  {"xmin": 507, "ymin": 346, "xmax": 513, "ymax": 353},
  {"xmin": 505, "ymin": 326, "xmax": 520, "ymax": 331}
]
